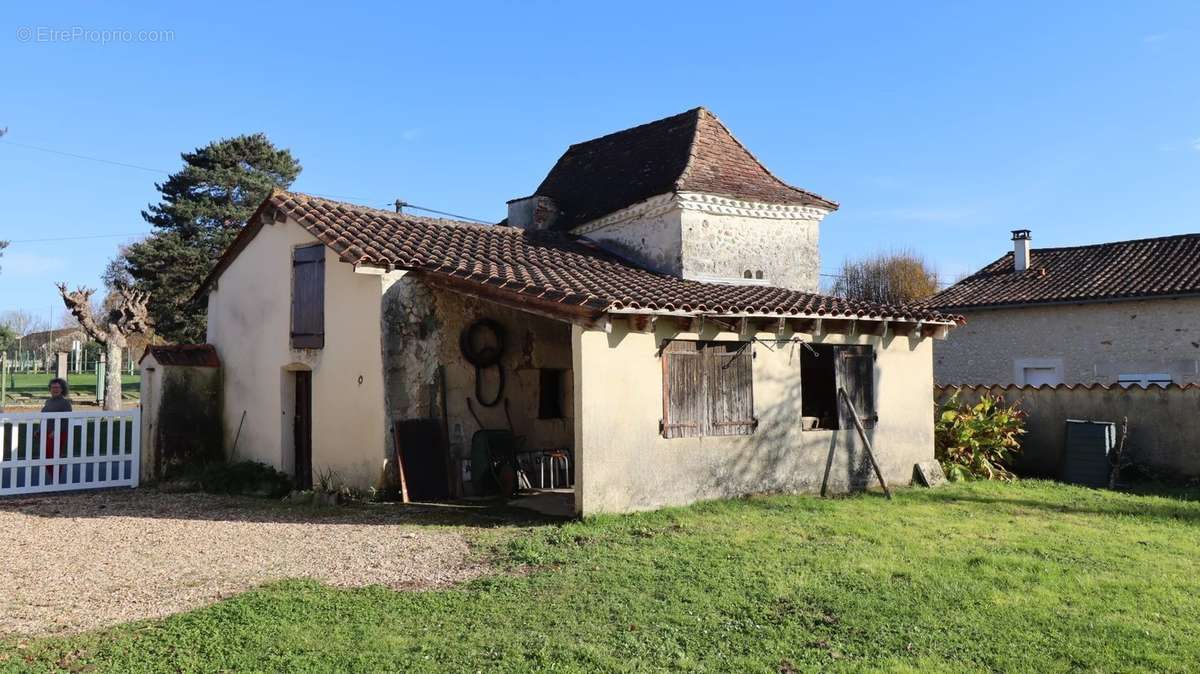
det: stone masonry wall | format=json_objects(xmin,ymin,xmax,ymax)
[
  {"xmin": 679, "ymin": 209, "xmax": 820, "ymax": 292},
  {"xmin": 935, "ymin": 297, "xmax": 1200, "ymax": 385}
]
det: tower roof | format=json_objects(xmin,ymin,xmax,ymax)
[{"xmin": 526, "ymin": 107, "xmax": 837, "ymax": 230}]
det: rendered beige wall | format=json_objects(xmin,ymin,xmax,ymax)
[
  {"xmin": 939, "ymin": 384, "xmax": 1200, "ymax": 479},
  {"xmin": 206, "ymin": 218, "xmax": 391, "ymax": 489},
  {"xmin": 572, "ymin": 320, "xmax": 936, "ymax": 515},
  {"xmin": 935, "ymin": 297, "xmax": 1200, "ymax": 386}
]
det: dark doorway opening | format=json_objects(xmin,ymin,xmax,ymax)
[
  {"xmin": 800, "ymin": 344, "xmax": 839, "ymax": 430},
  {"xmin": 293, "ymin": 370, "xmax": 313, "ymax": 489}
]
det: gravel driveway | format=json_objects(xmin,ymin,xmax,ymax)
[{"xmin": 0, "ymin": 490, "xmax": 504, "ymax": 636}]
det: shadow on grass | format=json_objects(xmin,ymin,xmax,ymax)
[
  {"xmin": 918, "ymin": 483, "xmax": 1200, "ymax": 524},
  {"xmin": 0, "ymin": 488, "xmax": 566, "ymax": 529}
]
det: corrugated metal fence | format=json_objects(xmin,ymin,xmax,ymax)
[{"xmin": 0, "ymin": 410, "xmax": 140, "ymax": 496}]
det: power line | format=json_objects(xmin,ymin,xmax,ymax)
[
  {"xmin": 6, "ymin": 232, "xmax": 150, "ymax": 244},
  {"xmin": 390, "ymin": 200, "xmax": 492, "ymax": 224},
  {"xmin": 0, "ymin": 139, "xmax": 167, "ymax": 174},
  {"xmin": 0, "ymin": 138, "xmax": 493, "ymax": 224}
]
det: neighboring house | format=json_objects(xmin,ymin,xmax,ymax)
[
  {"xmin": 197, "ymin": 107, "xmax": 960, "ymax": 515},
  {"xmin": 929, "ymin": 230, "xmax": 1200, "ymax": 387}
]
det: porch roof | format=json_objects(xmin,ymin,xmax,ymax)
[{"xmin": 199, "ymin": 190, "xmax": 962, "ymax": 326}]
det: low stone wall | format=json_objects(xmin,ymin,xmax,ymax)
[{"xmin": 936, "ymin": 384, "xmax": 1200, "ymax": 480}]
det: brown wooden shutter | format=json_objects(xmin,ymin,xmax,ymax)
[
  {"xmin": 706, "ymin": 343, "xmax": 756, "ymax": 436},
  {"xmin": 291, "ymin": 244, "xmax": 325, "ymax": 349},
  {"xmin": 836, "ymin": 345, "xmax": 876, "ymax": 429},
  {"xmin": 661, "ymin": 340, "xmax": 703, "ymax": 438}
]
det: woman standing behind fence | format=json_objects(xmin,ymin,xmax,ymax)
[{"xmin": 41, "ymin": 378, "xmax": 71, "ymax": 483}]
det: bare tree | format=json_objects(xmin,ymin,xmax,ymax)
[
  {"xmin": 829, "ymin": 250, "xmax": 941, "ymax": 306},
  {"xmin": 56, "ymin": 283, "xmax": 152, "ymax": 410}
]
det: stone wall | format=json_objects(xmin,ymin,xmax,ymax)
[
  {"xmin": 381, "ymin": 278, "xmax": 574, "ymax": 494},
  {"xmin": 679, "ymin": 208, "xmax": 820, "ymax": 292},
  {"xmin": 938, "ymin": 384, "xmax": 1200, "ymax": 480},
  {"xmin": 576, "ymin": 192, "xmax": 825, "ymax": 292},
  {"xmin": 935, "ymin": 297, "xmax": 1200, "ymax": 386}
]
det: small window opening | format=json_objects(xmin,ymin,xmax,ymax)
[
  {"xmin": 801, "ymin": 344, "xmax": 839, "ymax": 430},
  {"xmin": 755, "ymin": 270, "xmax": 764, "ymax": 280},
  {"xmin": 538, "ymin": 369, "xmax": 566, "ymax": 419},
  {"xmin": 743, "ymin": 269, "xmax": 753, "ymax": 279},
  {"xmin": 800, "ymin": 343, "xmax": 877, "ymax": 431}
]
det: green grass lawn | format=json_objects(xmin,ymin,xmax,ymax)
[
  {"xmin": 5, "ymin": 480, "xmax": 1200, "ymax": 673},
  {"xmin": 2, "ymin": 372, "xmax": 140, "ymax": 403}
]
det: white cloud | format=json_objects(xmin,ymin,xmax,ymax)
[
  {"xmin": 400, "ymin": 128, "xmax": 423, "ymax": 142},
  {"xmin": 0, "ymin": 251, "xmax": 67, "ymax": 277},
  {"xmin": 1191, "ymin": 138, "xmax": 1200, "ymax": 152},
  {"xmin": 1143, "ymin": 33, "xmax": 1168, "ymax": 44}
]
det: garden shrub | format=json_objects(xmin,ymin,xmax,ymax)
[
  {"xmin": 163, "ymin": 460, "xmax": 293, "ymax": 498},
  {"xmin": 935, "ymin": 393, "xmax": 1026, "ymax": 481}
]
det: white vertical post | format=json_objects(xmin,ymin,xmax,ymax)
[{"xmin": 130, "ymin": 411, "xmax": 141, "ymax": 487}]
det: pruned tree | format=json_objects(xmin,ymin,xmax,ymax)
[
  {"xmin": 830, "ymin": 250, "xmax": 941, "ymax": 306},
  {"xmin": 57, "ymin": 283, "xmax": 152, "ymax": 410}
]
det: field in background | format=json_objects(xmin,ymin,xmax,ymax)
[{"xmin": 1, "ymin": 372, "xmax": 140, "ymax": 408}]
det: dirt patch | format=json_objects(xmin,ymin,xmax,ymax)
[{"xmin": 0, "ymin": 490, "xmax": 499, "ymax": 636}]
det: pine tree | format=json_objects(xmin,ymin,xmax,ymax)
[{"xmin": 115, "ymin": 134, "xmax": 301, "ymax": 343}]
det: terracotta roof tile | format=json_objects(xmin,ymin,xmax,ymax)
[
  {"xmin": 927, "ymin": 234, "xmax": 1200, "ymax": 310},
  {"xmin": 528, "ymin": 107, "xmax": 838, "ymax": 230},
  {"xmin": 206, "ymin": 191, "xmax": 958, "ymax": 325}
]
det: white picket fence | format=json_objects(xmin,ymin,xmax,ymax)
[{"xmin": 0, "ymin": 410, "xmax": 140, "ymax": 496}]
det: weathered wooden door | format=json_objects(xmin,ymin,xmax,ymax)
[{"xmin": 293, "ymin": 371, "xmax": 313, "ymax": 489}]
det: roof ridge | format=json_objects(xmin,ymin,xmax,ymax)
[
  {"xmin": 277, "ymin": 190, "xmax": 513, "ymax": 233},
  {"xmin": 681, "ymin": 108, "xmax": 838, "ymax": 209},
  {"xmin": 563, "ymin": 107, "xmax": 704, "ymax": 150},
  {"xmin": 1021, "ymin": 232, "xmax": 1200, "ymax": 253}
]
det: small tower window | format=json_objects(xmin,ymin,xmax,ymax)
[
  {"xmin": 743, "ymin": 270, "xmax": 753, "ymax": 279},
  {"xmin": 755, "ymin": 270, "xmax": 764, "ymax": 280}
]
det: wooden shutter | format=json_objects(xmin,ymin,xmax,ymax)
[
  {"xmin": 291, "ymin": 244, "xmax": 325, "ymax": 349},
  {"xmin": 836, "ymin": 345, "xmax": 876, "ymax": 429},
  {"xmin": 661, "ymin": 340, "xmax": 703, "ymax": 438},
  {"xmin": 706, "ymin": 343, "xmax": 755, "ymax": 436}
]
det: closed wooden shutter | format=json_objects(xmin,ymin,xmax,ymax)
[
  {"xmin": 706, "ymin": 343, "xmax": 755, "ymax": 436},
  {"xmin": 662, "ymin": 340, "xmax": 755, "ymax": 438},
  {"xmin": 291, "ymin": 244, "xmax": 325, "ymax": 349},
  {"xmin": 836, "ymin": 345, "xmax": 876, "ymax": 429},
  {"xmin": 661, "ymin": 340, "xmax": 704, "ymax": 438}
]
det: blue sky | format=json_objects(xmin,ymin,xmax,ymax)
[{"xmin": 3, "ymin": 1, "xmax": 1199, "ymax": 325}]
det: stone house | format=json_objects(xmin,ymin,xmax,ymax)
[
  {"xmin": 196, "ymin": 107, "xmax": 960, "ymax": 515},
  {"xmin": 929, "ymin": 230, "xmax": 1200, "ymax": 387}
]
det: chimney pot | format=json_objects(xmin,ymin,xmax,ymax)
[{"xmin": 1011, "ymin": 229, "xmax": 1032, "ymax": 272}]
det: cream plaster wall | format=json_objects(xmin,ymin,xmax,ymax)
[
  {"xmin": 585, "ymin": 208, "xmax": 684, "ymax": 277},
  {"xmin": 206, "ymin": 218, "xmax": 391, "ymax": 489},
  {"xmin": 572, "ymin": 321, "xmax": 936, "ymax": 515},
  {"xmin": 934, "ymin": 297, "xmax": 1200, "ymax": 386}
]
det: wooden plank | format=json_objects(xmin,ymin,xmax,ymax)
[
  {"xmin": 837, "ymin": 387, "xmax": 891, "ymax": 499},
  {"xmin": 663, "ymin": 340, "xmax": 704, "ymax": 438}
]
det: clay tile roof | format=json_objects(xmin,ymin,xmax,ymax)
[
  {"xmin": 927, "ymin": 234, "xmax": 1200, "ymax": 310},
  {"xmin": 201, "ymin": 191, "xmax": 958, "ymax": 326},
  {"xmin": 139, "ymin": 344, "xmax": 220, "ymax": 368},
  {"xmin": 526, "ymin": 107, "xmax": 838, "ymax": 230}
]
